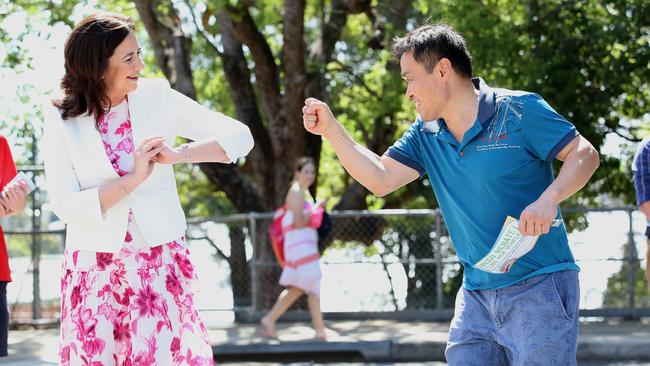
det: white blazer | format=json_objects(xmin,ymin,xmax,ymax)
[{"xmin": 42, "ymin": 78, "xmax": 254, "ymax": 252}]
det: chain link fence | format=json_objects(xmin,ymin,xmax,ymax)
[
  {"xmin": 182, "ymin": 206, "xmax": 649, "ymax": 322},
  {"xmin": 4, "ymin": 206, "xmax": 650, "ymax": 326}
]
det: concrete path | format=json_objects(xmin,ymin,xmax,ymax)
[{"xmin": 3, "ymin": 320, "xmax": 650, "ymax": 364}]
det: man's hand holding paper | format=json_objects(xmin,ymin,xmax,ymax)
[
  {"xmin": 518, "ymin": 194, "xmax": 559, "ymax": 236},
  {"xmin": 474, "ymin": 215, "xmax": 562, "ymax": 274}
]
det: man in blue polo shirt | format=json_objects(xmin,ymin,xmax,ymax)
[
  {"xmin": 632, "ymin": 137, "xmax": 650, "ymax": 290},
  {"xmin": 303, "ymin": 23, "xmax": 600, "ymax": 365}
]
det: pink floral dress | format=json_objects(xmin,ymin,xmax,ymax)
[{"xmin": 59, "ymin": 99, "xmax": 214, "ymax": 366}]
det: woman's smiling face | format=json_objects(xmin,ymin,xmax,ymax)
[{"xmin": 103, "ymin": 31, "xmax": 144, "ymax": 103}]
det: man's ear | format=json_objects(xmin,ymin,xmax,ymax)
[{"xmin": 437, "ymin": 58, "xmax": 452, "ymax": 80}]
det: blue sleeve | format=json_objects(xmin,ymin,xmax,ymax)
[
  {"xmin": 633, "ymin": 139, "xmax": 650, "ymax": 206},
  {"xmin": 384, "ymin": 121, "xmax": 426, "ymax": 176},
  {"xmin": 519, "ymin": 94, "xmax": 579, "ymax": 162}
]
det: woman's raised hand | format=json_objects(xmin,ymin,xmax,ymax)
[
  {"xmin": 133, "ymin": 136, "xmax": 165, "ymax": 182},
  {"xmin": 152, "ymin": 144, "xmax": 179, "ymax": 165}
]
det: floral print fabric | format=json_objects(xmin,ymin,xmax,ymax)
[{"xmin": 59, "ymin": 100, "xmax": 214, "ymax": 365}]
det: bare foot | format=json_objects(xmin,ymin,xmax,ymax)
[
  {"xmin": 314, "ymin": 329, "xmax": 327, "ymax": 340},
  {"xmin": 260, "ymin": 316, "xmax": 277, "ymax": 338},
  {"xmin": 314, "ymin": 327, "xmax": 336, "ymax": 340}
]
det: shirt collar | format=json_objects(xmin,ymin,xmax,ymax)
[
  {"xmin": 418, "ymin": 77, "xmax": 496, "ymax": 133},
  {"xmin": 473, "ymin": 77, "xmax": 497, "ymax": 125}
]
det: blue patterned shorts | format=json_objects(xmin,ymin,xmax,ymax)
[{"xmin": 446, "ymin": 270, "xmax": 579, "ymax": 366}]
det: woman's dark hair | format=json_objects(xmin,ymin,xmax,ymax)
[
  {"xmin": 53, "ymin": 12, "xmax": 135, "ymax": 124},
  {"xmin": 295, "ymin": 157, "xmax": 316, "ymax": 173},
  {"xmin": 392, "ymin": 22, "xmax": 473, "ymax": 79}
]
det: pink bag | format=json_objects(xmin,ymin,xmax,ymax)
[
  {"xmin": 310, "ymin": 205, "xmax": 324, "ymax": 228},
  {"xmin": 268, "ymin": 205, "xmax": 287, "ymax": 267}
]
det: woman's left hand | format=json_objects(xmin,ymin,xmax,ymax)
[{"xmin": 155, "ymin": 145, "xmax": 183, "ymax": 165}]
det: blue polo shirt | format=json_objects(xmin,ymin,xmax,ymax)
[{"xmin": 385, "ymin": 78, "xmax": 579, "ymax": 290}]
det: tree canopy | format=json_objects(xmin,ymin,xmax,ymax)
[
  {"xmin": 2, "ymin": 0, "xmax": 648, "ymax": 312},
  {"xmin": 1, "ymin": 0, "xmax": 647, "ymax": 216}
]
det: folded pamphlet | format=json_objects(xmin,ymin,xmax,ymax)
[{"xmin": 474, "ymin": 216, "xmax": 561, "ymax": 274}]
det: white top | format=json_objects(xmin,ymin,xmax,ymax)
[{"xmin": 42, "ymin": 78, "xmax": 254, "ymax": 252}]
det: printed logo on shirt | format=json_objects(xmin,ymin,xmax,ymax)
[{"xmin": 477, "ymin": 97, "xmax": 523, "ymax": 152}]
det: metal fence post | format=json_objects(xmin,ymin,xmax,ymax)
[
  {"xmin": 626, "ymin": 208, "xmax": 636, "ymax": 312},
  {"xmin": 249, "ymin": 212, "xmax": 259, "ymax": 316},
  {"xmin": 435, "ymin": 211, "xmax": 443, "ymax": 310}
]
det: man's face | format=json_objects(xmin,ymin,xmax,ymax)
[{"xmin": 400, "ymin": 51, "xmax": 447, "ymax": 121}]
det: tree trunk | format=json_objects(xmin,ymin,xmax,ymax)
[
  {"xmin": 134, "ymin": 0, "xmax": 416, "ymax": 314},
  {"xmin": 228, "ymin": 223, "xmax": 251, "ymax": 308}
]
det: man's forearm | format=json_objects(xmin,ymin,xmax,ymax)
[
  {"xmin": 323, "ymin": 122, "xmax": 390, "ymax": 196},
  {"xmin": 541, "ymin": 145, "xmax": 600, "ymax": 204}
]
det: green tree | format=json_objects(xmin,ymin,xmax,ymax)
[{"xmin": 2, "ymin": 0, "xmax": 649, "ymax": 313}]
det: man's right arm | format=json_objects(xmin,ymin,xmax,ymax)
[{"xmin": 303, "ymin": 98, "xmax": 420, "ymax": 197}]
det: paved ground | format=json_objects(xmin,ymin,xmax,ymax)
[
  {"xmin": 218, "ymin": 364, "xmax": 650, "ymax": 366},
  {"xmin": 3, "ymin": 319, "xmax": 650, "ymax": 365}
]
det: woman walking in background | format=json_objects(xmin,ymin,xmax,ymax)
[
  {"xmin": 0, "ymin": 134, "xmax": 29, "ymax": 357},
  {"xmin": 42, "ymin": 13, "xmax": 253, "ymax": 364},
  {"xmin": 261, "ymin": 157, "xmax": 330, "ymax": 340}
]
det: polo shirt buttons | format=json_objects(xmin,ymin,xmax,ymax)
[{"xmin": 459, "ymin": 151, "xmax": 464, "ymax": 157}]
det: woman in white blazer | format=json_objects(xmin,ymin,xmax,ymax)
[{"xmin": 42, "ymin": 13, "xmax": 253, "ymax": 365}]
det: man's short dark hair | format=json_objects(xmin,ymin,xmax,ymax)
[{"xmin": 392, "ymin": 23, "xmax": 473, "ymax": 78}]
